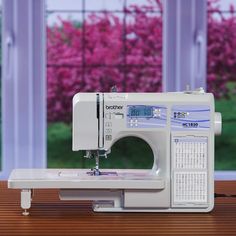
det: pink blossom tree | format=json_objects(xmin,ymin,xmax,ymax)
[
  {"xmin": 207, "ymin": 0, "xmax": 236, "ymax": 98},
  {"xmin": 47, "ymin": 0, "xmax": 236, "ymax": 122}
]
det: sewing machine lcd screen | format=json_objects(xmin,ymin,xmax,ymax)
[{"xmin": 128, "ymin": 106, "xmax": 152, "ymax": 117}]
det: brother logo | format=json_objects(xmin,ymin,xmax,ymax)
[{"xmin": 106, "ymin": 105, "xmax": 123, "ymax": 110}]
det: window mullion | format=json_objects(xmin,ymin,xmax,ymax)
[{"xmin": 163, "ymin": 0, "xmax": 207, "ymax": 92}]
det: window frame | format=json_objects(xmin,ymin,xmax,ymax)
[{"xmin": 0, "ymin": 0, "xmax": 46, "ymax": 179}]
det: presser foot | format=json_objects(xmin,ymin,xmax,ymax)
[{"xmin": 89, "ymin": 168, "xmax": 101, "ymax": 176}]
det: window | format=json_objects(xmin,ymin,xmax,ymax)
[
  {"xmin": 46, "ymin": 0, "xmax": 163, "ymax": 169},
  {"xmin": 46, "ymin": 0, "xmax": 236, "ymax": 172},
  {"xmin": 2, "ymin": 0, "xmax": 235, "ymax": 179}
]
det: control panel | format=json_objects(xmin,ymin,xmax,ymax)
[
  {"xmin": 104, "ymin": 107, "xmax": 125, "ymax": 142},
  {"xmin": 127, "ymin": 105, "xmax": 167, "ymax": 128}
]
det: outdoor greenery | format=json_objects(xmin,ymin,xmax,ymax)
[
  {"xmin": 47, "ymin": 123, "xmax": 153, "ymax": 169},
  {"xmin": 214, "ymin": 84, "xmax": 236, "ymax": 170}
]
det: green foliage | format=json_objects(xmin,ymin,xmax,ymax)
[
  {"xmin": 215, "ymin": 87, "xmax": 236, "ymax": 170},
  {"xmin": 215, "ymin": 121, "xmax": 236, "ymax": 170},
  {"xmin": 47, "ymin": 123, "xmax": 153, "ymax": 169}
]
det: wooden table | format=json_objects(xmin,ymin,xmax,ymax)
[{"xmin": 1, "ymin": 181, "xmax": 236, "ymax": 235}]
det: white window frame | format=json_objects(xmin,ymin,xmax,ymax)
[{"xmin": 1, "ymin": 0, "xmax": 46, "ymax": 179}]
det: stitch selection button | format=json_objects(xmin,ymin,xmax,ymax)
[{"xmin": 115, "ymin": 113, "xmax": 124, "ymax": 119}]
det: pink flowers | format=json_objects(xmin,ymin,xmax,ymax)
[
  {"xmin": 207, "ymin": 1, "xmax": 236, "ymax": 98},
  {"xmin": 47, "ymin": 0, "xmax": 236, "ymax": 122}
]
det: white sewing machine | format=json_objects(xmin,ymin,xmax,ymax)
[{"xmin": 8, "ymin": 89, "xmax": 222, "ymax": 214}]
